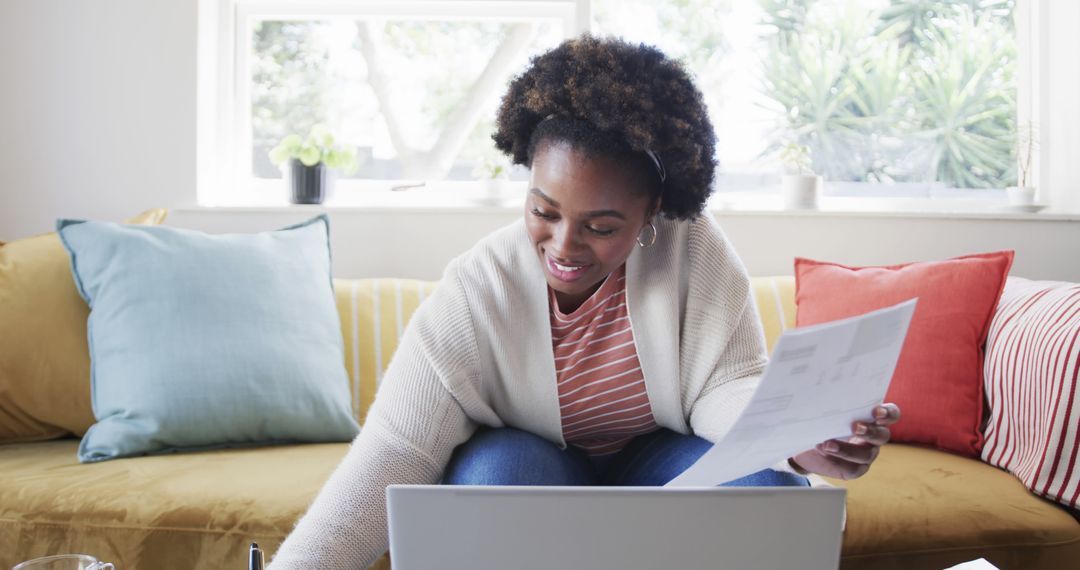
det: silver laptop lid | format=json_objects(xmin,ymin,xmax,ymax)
[{"xmin": 387, "ymin": 485, "xmax": 845, "ymax": 570}]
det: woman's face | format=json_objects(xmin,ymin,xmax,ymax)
[{"xmin": 526, "ymin": 142, "xmax": 658, "ymax": 311}]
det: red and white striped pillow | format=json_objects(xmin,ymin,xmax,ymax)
[{"xmin": 981, "ymin": 277, "xmax": 1080, "ymax": 509}]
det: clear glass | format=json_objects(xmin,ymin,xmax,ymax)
[
  {"xmin": 249, "ymin": 18, "xmax": 564, "ymax": 182},
  {"xmin": 12, "ymin": 554, "xmax": 115, "ymax": 570},
  {"xmin": 592, "ymin": 0, "xmax": 1018, "ymax": 195}
]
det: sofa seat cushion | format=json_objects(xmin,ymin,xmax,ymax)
[
  {"xmin": 0, "ymin": 439, "xmax": 388, "ymax": 570},
  {"xmin": 833, "ymin": 444, "xmax": 1080, "ymax": 569},
  {"xmin": 5, "ymin": 440, "xmax": 1078, "ymax": 569}
]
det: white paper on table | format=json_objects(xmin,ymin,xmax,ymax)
[
  {"xmin": 665, "ymin": 298, "xmax": 917, "ymax": 487},
  {"xmin": 944, "ymin": 559, "xmax": 1000, "ymax": 569}
]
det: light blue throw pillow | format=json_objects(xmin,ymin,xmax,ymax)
[{"xmin": 57, "ymin": 214, "xmax": 360, "ymax": 462}]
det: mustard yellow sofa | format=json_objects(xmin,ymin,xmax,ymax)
[{"xmin": 2, "ymin": 277, "xmax": 1079, "ymax": 570}]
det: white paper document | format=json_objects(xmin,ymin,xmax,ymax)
[
  {"xmin": 944, "ymin": 559, "xmax": 1000, "ymax": 570},
  {"xmin": 665, "ymin": 299, "xmax": 917, "ymax": 487}
]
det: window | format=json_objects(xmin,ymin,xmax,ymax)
[
  {"xmin": 594, "ymin": 0, "xmax": 1019, "ymax": 205},
  {"xmin": 200, "ymin": 0, "xmax": 582, "ymax": 206},
  {"xmin": 200, "ymin": 0, "xmax": 1030, "ymax": 209},
  {"xmin": 249, "ymin": 19, "xmax": 564, "ymax": 183}
]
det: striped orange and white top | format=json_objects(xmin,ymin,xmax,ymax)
[{"xmin": 550, "ymin": 265, "xmax": 658, "ymax": 456}]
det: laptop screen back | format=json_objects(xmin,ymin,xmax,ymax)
[{"xmin": 387, "ymin": 485, "xmax": 845, "ymax": 570}]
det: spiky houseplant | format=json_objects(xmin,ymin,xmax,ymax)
[
  {"xmin": 779, "ymin": 142, "xmax": 821, "ymax": 209},
  {"xmin": 759, "ymin": 0, "xmax": 1016, "ymax": 190},
  {"xmin": 1005, "ymin": 121, "xmax": 1039, "ymax": 208}
]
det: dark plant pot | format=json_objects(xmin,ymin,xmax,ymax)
[{"xmin": 289, "ymin": 159, "xmax": 328, "ymax": 205}]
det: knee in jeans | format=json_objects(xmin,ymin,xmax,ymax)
[
  {"xmin": 443, "ymin": 428, "xmax": 586, "ymax": 486},
  {"xmin": 445, "ymin": 429, "xmax": 538, "ymax": 483},
  {"xmin": 470, "ymin": 427, "xmax": 546, "ymax": 448}
]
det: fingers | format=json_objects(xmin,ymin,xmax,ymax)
[
  {"xmin": 805, "ymin": 447, "xmax": 870, "ymax": 480},
  {"xmin": 826, "ymin": 456, "xmax": 870, "ymax": 481},
  {"xmin": 793, "ymin": 404, "xmax": 899, "ymax": 481},
  {"xmin": 850, "ymin": 422, "xmax": 891, "ymax": 446},
  {"xmin": 846, "ymin": 403, "xmax": 898, "ymax": 445},
  {"xmin": 817, "ymin": 439, "xmax": 880, "ymax": 466},
  {"xmin": 873, "ymin": 403, "xmax": 901, "ymax": 425}
]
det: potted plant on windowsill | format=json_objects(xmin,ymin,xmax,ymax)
[
  {"xmin": 1005, "ymin": 121, "xmax": 1041, "ymax": 212},
  {"xmin": 471, "ymin": 153, "xmax": 516, "ymax": 207},
  {"xmin": 269, "ymin": 124, "xmax": 359, "ymax": 205},
  {"xmin": 779, "ymin": 143, "xmax": 821, "ymax": 210}
]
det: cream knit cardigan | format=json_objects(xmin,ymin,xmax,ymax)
[{"xmin": 269, "ymin": 213, "xmax": 771, "ymax": 569}]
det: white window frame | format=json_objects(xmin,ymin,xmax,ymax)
[
  {"xmin": 1022, "ymin": 0, "xmax": 1080, "ymax": 213},
  {"xmin": 198, "ymin": 0, "xmax": 1078, "ymax": 212},
  {"xmin": 198, "ymin": 0, "xmax": 587, "ymax": 207}
]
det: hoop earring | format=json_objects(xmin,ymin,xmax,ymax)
[{"xmin": 637, "ymin": 222, "xmax": 657, "ymax": 248}]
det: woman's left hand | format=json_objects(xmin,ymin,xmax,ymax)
[{"xmin": 789, "ymin": 403, "xmax": 901, "ymax": 480}]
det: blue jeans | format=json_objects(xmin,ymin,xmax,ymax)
[{"xmin": 442, "ymin": 427, "xmax": 809, "ymax": 487}]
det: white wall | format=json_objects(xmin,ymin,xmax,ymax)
[
  {"xmin": 168, "ymin": 207, "xmax": 1080, "ymax": 282},
  {"xmin": 2, "ymin": 1, "xmax": 1078, "ymax": 283},
  {"xmin": 0, "ymin": 0, "xmax": 198, "ymax": 237}
]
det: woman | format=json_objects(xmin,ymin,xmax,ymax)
[{"xmin": 269, "ymin": 35, "xmax": 898, "ymax": 568}]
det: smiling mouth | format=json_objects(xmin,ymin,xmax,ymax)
[
  {"xmin": 553, "ymin": 260, "xmax": 585, "ymax": 272},
  {"xmin": 545, "ymin": 254, "xmax": 592, "ymax": 282}
]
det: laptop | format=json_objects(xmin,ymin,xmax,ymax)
[{"xmin": 387, "ymin": 485, "xmax": 846, "ymax": 570}]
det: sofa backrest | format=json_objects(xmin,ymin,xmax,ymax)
[
  {"xmin": 331, "ymin": 276, "xmax": 796, "ymax": 424},
  {"xmin": 748, "ymin": 276, "xmax": 797, "ymax": 353},
  {"xmin": 331, "ymin": 278, "xmax": 439, "ymax": 423}
]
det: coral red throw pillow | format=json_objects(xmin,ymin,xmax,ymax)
[{"xmin": 794, "ymin": 251, "xmax": 1014, "ymax": 457}]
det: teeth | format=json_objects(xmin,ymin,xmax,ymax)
[{"xmin": 554, "ymin": 261, "xmax": 583, "ymax": 272}]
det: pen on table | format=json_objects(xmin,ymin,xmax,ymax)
[{"xmin": 249, "ymin": 542, "xmax": 265, "ymax": 570}]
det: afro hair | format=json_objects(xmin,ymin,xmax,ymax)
[{"xmin": 492, "ymin": 35, "xmax": 717, "ymax": 220}]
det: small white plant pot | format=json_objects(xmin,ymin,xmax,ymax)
[
  {"xmin": 782, "ymin": 174, "xmax": 822, "ymax": 210},
  {"xmin": 477, "ymin": 178, "xmax": 514, "ymax": 207},
  {"xmin": 1006, "ymin": 186, "xmax": 1036, "ymax": 206}
]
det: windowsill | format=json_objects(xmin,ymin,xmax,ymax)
[
  {"xmin": 188, "ymin": 186, "xmax": 1080, "ymax": 221},
  {"xmin": 707, "ymin": 199, "xmax": 1080, "ymax": 221}
]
